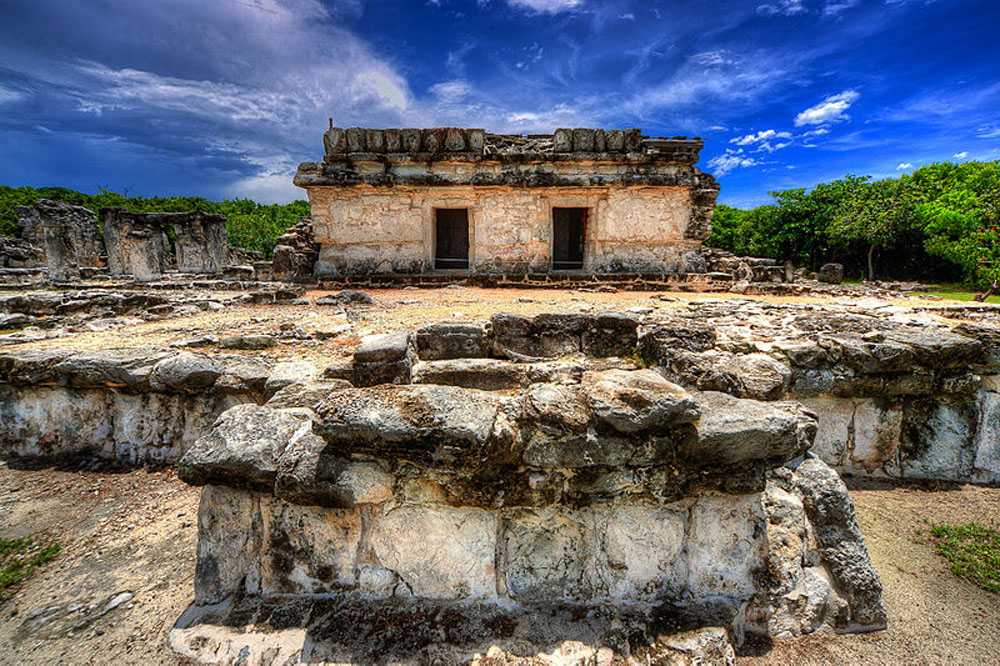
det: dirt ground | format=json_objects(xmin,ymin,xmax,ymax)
[{"xmin": 1, "ymin": 461, "xmax": 997, "ymax": 665}]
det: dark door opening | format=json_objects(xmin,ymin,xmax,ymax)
[
  {"xmin": 552, "ymin": 207, "xmax": 586, "ymax": 270},
  {"xmin": 434, "ymin": 208, "xmax": 470, "ymax": 270}
]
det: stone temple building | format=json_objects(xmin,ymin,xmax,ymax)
[{"xmin": 294, "ymin": 127, "xmax": 719, "ymax": 276}]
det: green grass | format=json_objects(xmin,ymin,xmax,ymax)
[
  {"xmin": 911, "ymin": 283, "xmax": 1000, "ymax": 303},
  {"xmin": 928, "ymin": 522, "xmax": 1000, "ymax": 593},
  {"xmin": 0, "ymin": 535, "xmax": 62, "ymax": 603}
]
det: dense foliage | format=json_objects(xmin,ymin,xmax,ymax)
[
  {"xmin": 0, "ymin": 186, "xmax": 309, "ymax": 258},
  {"xmin": 710, "ymin": 161, "xmax": 1000, "ymax": 285}
]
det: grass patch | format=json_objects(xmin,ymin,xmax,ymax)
[
  {"xmin": 928, "ymin": 522, "xmax": 1000, "ymax": 593},
  {"xmin": 0, "ymin": 535, "xmax": 62, "ymax": 603},
  {"xmin": 913, "ymin": 283, "xmax": 999, "ymax": 303}
]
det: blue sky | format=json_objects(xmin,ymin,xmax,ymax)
[{"xmin": 1, "ymin": 0, "xmax": 998, "ymax": 207}]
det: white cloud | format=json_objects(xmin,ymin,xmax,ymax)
[
  {"xmin": 690, "ymin": 50, "xmax": 738, "ymax": 67},
  {"xmin": 757, "ymin": 0, "xmax": 806, "ymax": 16},
  {"xmin": 896, "ymin": 162, "xmax": 913, "ymax": 170},
  {"xmin": 730, "ymin": 129, "xmax": 793, "ymax": 152},
  {"xmin": 707, "ymin": 148, "xmax": 761, "ymax": 176},
  {"xmin": 953, "ymin": 151, "xmax": 969, "ymax": 159},
  {"xmin": 794, "ymin": 89, "xmax": 860, "ymax": 126},
  {"xmin": 823, "ymin": 0, "xmax": 860, "ymax": 15},
  {"xmin": 0, "ymin": 84, "xmax": 24, "ymax": 106},
  {"xmin": 429, "ymin": 79, "xmax": 473, "ymax": 104},
  {"xmin": 507, "ymin": 0, "xmax": 582, "ymax": 13},
  {"xmin": 619, "ymin": 12, "xmax": 635, "ymax": 20},
  {"xmin": 977, "ymin": 124, "xmax": 1000, "ymax": 138}
]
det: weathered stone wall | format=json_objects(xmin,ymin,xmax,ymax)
[
  {"xmin": 296, "ymin": 127, "xmax": 719, "ymax": 276},
  {"xmin": 173, "ymin": 211, "xmax": 229, "ymax": 274},
  {"xmin": 310, "ymin": 184, "xmax": 704, "ymax": 275},
  {"xmin": 0, "ymin": 349, "xmax": 275, "ymax": 464},
  {"xmin": 21, "ymin": 200, "xmax": 103, "ymax": 281}
]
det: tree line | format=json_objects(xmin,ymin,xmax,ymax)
[
  {"xmin": 709, "ymin": 161, "xmax": 1000, "ymax": 286},
  {"xmin": 0, "ymin": 186, "xmax": 310, "ymax": 258}
]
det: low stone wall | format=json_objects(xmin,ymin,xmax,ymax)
[
  {"xmin": 0, "ymin": 349, "xmax": 276, "ymax": 464},
  {"xmin": 171, "ymin": 370, "xmax": 885, "ymax": 662}
]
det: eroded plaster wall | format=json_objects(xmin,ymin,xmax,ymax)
[{"xmin": 309, "ymin": 181, "xmax": 702, "ymax": 275}]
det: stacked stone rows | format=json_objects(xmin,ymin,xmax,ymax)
[{"xmin": 324, "ymin": 127, "xmax": 487, "ymax": 156}]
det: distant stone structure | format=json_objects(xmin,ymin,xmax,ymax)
[
  {"xmin": 30, "ymin": 200, "xmax": 102, "ymax": 281},
  {"xmin": 172, "ymin": 211, "xmax": 230, "ymax": 274},
  {"xmin": 101, "ymin": 209, "xmax": 170, "ymax": 281},
  {"xmin": 294, "ymin": 127, "xmax": 719, "ymax": 276}
]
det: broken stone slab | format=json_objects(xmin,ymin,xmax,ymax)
[
  {"xmin": 218, "ymin": 334, "xmax": 277, "ymax": 350},
  {"xmin": 314, "ymin": 384, "xmax": 514, "ymax": 467},
  {"xmin": 581, "ymin": 369, "xmax": 700, "ymax": 434},
  {"xmin": 354, "ymin": 330, "xmax": 413, "ymax": 363},
  {"xmin": 33, "ymin": 199, "xmax": 102, "ymax": 281},
  {"xmin": 263, "ymin": 360, "xmax": 317, "ymax": 395},
  {"xmin": 411, "ymin": 358, "xmax": 584, "ymax": 390},
  {"xmin": 415, "ymin": 322, "xmax": 490, "ymax": 361},
  {"xmin": 683, "ymin": 391, "xmax": 817, "ymax": 466},
  {"xmin": 491, "ymin": 312, "xmax": 590, "ymax": 360},
  {"xmin": 265, "ymin": 379, "xmax": 352, "ymax": 409},
  {"xmin": 315, "ymin": 289, "xmax": 374, "ymax": 306},
  {"xmin": 149, "ymin": 352, "xmax": 221, "ymax": 393},
  {"xmin": 177, "ymin": 405, "xmax": 316, "ymax": 490},
  {"xmin": 171, "ymin": 211, "xmax": 230, "ymax": 274},
  {"xmin": 580, "ymin": 312, "xmax": 639, "ymax": 358},
  {"xmin": 100, "ymin": 208, "xmax": 170, "ymax": 281}
]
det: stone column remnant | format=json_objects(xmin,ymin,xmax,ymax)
[
  {"xmin": 172, "ymin": 211, "xmax": 230, "ymax": 274},
  {"xmin": 100, "ymin": 208, "xmax": 169, "ymax": 281},
  {"xmin": 33, "ymin": 199, "xmax": 101, "ymax": 281}
]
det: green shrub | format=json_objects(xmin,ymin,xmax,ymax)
[
  {"xmin": 929, "ymin": 522, "xmax": 1000, "ymax": 593},
  {"xmin": 0, "ymin": 535, "xmax": 62, "ymax": 603}
]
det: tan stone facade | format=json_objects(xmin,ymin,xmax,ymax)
[{"xmin": 294, "ymin": 127, "xmax": 719, "ymax": 276}]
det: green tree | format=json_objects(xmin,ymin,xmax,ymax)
[{"xmin": 828, "ymin": 176, "xmax": 914, "ymax": 280}]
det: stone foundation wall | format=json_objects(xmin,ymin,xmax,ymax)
[
  {"xmin": 0, "ymin": 349, "xmax": 276, "ymax": 464},
  {"xmin": 310, "ymin": 184, "xmax": 704, "ymax": 276}
]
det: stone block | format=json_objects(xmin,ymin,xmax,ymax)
[
  {"xmin": 444, "ymin": 128, "xmax": 466, "ymax": 151},
  {"xmin": 502, "ymin": 509, "xmax": 590, "ymax": 602},
  {"xmin": 581, "ymin": 312, "xmax": 639, "ymax": 357},
  {"xmin": 624, "ymin": 128, "xmax": 643, "ymax": 151},
  {"xmin": 422, "ymin": 129, "xmax": 441, "ymax": 153},
  {"xmin": 100, "ymin": 208, "xmax": 169, "ymax": 281},
  {"xmin": 572, "ymin": 128, "xmax": 595, "ymax": 152},
  {"xmin": 34, "ymin": 199, "xmax": 102, "ymax": 281},
  {"xmin": 553, "ymin": 128, "xmax": 573, "ymax": 152},
  {"xmin": 593, "ymin": 129, "xmax": 607, "ymax": 152},
  {"xmin": 466, "ymin": 129, "xmax": 486, "ymax": 152},
  {"xmin": 401, "ymin": 128, "xmax": 421, "ymax": 152},
  {"xmin": 370, "ymin": 505, "xmax": 497, "ymax": 600},
  {"xmin": 354, "ymin": 331, "xmax": 413, "ymax": 363},
  {"xmin": 412, "ymin": 358, "xmax": 583, "ymax": 391},
  {"xmin": 415, "ymin": 322, "xmax": 490, "ymax": 360},
  {"xmin": 851, "ymin": 401, "xmax": 901, "ymax": 473},
  {"xmin": 818, "ymin": 263, "xmax": 844, "ymax": 284},
  {"xmin": 345, "ymin": 127, "xmax": 365, "ymax": 152},
  {"xmin": 194, "ymin": 485, "xmax": 263, "ymax": 604},
  {"xmin": 605, "ymin": 129, "xmax": 625, "ymax": 151},
  {"xmin": 172, "ymin": 211, "xmax": 229, "ymax": 274},
  {"xmin": 383, "ymin": 128, "xmax": 402, "ymax": 152},
  {"xmin": 324, "ymin": 127, "xmax": 346, "ymax": 154},
  {"xmin": 365, "ymin": 129, "xmax": 385, "ymax": 153}
]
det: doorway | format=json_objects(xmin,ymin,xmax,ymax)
[
  {"xmin": 552, "ymin": 207, "xmax": 586, "ymax": 270},
  {"xmin": 434, "ymin": 208, "xmax": 470, "ymax": 270}
]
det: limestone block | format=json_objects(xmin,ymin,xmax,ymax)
[
  {"xmin": 370, "ymin": 505, "xmax": 497, "ymax": 600},
  {"xmin": 258, "ymin": 497, "xmax": 360, "ymax": 595},
  {"xmin": 593, "ymin": 505, "xmax": 688, "ymax": 601},
  {"xmin": 684, "ymin": 391, "xmax": 816, "ymax": 466},
  {"xmin": 572, "ymin": 128, "xmax": 594, "ymax": 152},
  {"xmin": 580, "ymin": 312, "xmax": 639, "ymax": 358},
  {"xmin": 605, "ymin": 129, "xmax": 625, "ymax": 151},
  {"xmin": 172, "ymin": 212, "xmax": 229, "ymax": 274},
  {"xmin": 444, "ymin": 128, "xmax": 466, "ymax": 151},
  {"xmin": 401, "ymin": 128, "xmax": 421, "ymax": 152},
  {"xmin": 553, "ymin": 128, "xmax": 573, "ymax": 152},
  {"xmin": 416, "ymin": 323, "xmax": 490, "ymax": 361},
  {"xmin": 323, "ymin": 127, "xmax": 346, "ymax": 154},
  {"xmin": 178, "ymin": 404, "xmax": 315, "ymax": 490},
  {"xmin": 345, "ymin": 127, "xmax": 365, "ymax": 152},
  {"xmin": 422, "ymin": 129, "xmax": 441, "ymax": 152},
  {"xmin": 797, "ymin": 396, "xmax": 854, "ymax": 467},
  {"xmin": 383, "ymin": 128, "xmax": 402, "ymax": 152},
  {"xmin": 491, "ymin": 312, "xmax": 587, "ymax": 360},
  {"xmin": 851, "ymin": 400, "xmax": 902, "ymax": 473},
  {"xmin": 35, "ymin": 199, "xmax": 101, "ymax": 281},
  {"xmin": 593, "ymin": 129, "xmax": 607, "ymax": 152},
  {"xmin": 265, "ymin": 379, "xmax": 352, "ymax": 409},
  {"xmin": 194, "ymin": 485, "xmax": 263, "ymax": 604},
  {"xmin": 624, "ymin": 128, "xmax": 643, "ymax": 151},
  {"xmin": 100, "ymin": 208, "xmax": 169, "ymax": 281},
  {"xmin": 502, "ymin": 509, "xmax": 590, "ymax": 602},
  {"xmin": 974, "ymin": 389, "xmax": 1000, "ymax": 482},
  {"xmin": 149, "ymin": 352, "xmax": 220, "ymax": 393},
  {"xmin": 581, "ymin": 369, "xmax": 699, "ymax": 434},
  {"xmin": 898, "ymin": 398, "xmax": 978, "ymax": 480},
  {"xmin": 355, "ymin": 331, "xmax": 414, "ymax": 363},
  {"xmin": 365, "ymin": 129, "xmax": 384, "ymax": 153},
  {"xmin": 466, "ymin": 128, "xmax": 486, "ymax": 152},
  {"xmin": 412, "ymin": 358, "xmax": 583, "ymax": 391},
  {"xmin": 264, "ymin": 360, "xmax": 318, "ymax": 395},
  {"xmin": 685, "ymin": 493, "xmax": 764, "ymax": 599}
]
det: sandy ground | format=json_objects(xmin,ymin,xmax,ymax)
[{"xmin": 1, "ymin": 461, "xmax": 997, "ymax": 665}]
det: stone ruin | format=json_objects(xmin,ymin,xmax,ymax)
[
  {"xmin": 294, "ymin": 126, "xmax": 719, "ymax": 276},
  {"xmin": 15, "ymin": 199, "xmax": 103, "ymax": 281}
]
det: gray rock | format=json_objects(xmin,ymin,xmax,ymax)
[
  {"xmin": 685, "ymin": 391, "xmax": 816, "ymax": 465},
  {"xmin": 264, "ymin": 360, "xmax": 317, "ymax": 395},
  {"xmin": 354, "ymin": 331, "xmax": 412, "ymax": 364},
  {"xmin": 219, "ymin": 334, "xmax": 277, "ymax": 350},
  {"xmin": 149, "ymin": 352, "xmax": 220, "ymax": 392},
  {"xmin": 415, "ymin": 322, "xmax": 490, "ymax": 360},
  {"xmin": 411, "ymin": 358, "xmax": 583, "ymax": 390},
  {"xmin": 53, "ymin": 348, "xmax": 172, "ymax": 388},
  {"xmin": 33, "ymin": 200, "xmax": 101, "ymax": 281},
  {"xmin": 817, "ymin": 263, "xmax": 844, "ymax": 284},
  {"xmin": 581, "ymin": 312, "xmax": 639, "ymax": 358},
  {"xmin": 789, "ymin": 457, "xmax": 888, "ymax": 631},
  {"xmin": 266, "ymin": 379, "xmax": 352, "ymax": 409},
  {"xmin": 100, "ymin": 208, "xmax": 169, "ymax": 281},
  {"xmin": 582, "ymin": 369, "xmax": 700, "ymax": 433},
  {"xmin": 316, "ymin": 289, "xmax": 374, "ymax": 306},
  {"xmin": 172, "ymin": 211, "xmax": 230, "ymax": 274},
  {"xmin": 491, "ymin": 312, "xmax": 588, "ymax": 360},
  {"xmin": 178, "ymin": 404, "xmax": 315, "ymax": 490}
]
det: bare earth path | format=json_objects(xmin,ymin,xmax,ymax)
[{"xmin": 1, "ymin": 463, "xmax": 997, "ymax": 665}]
